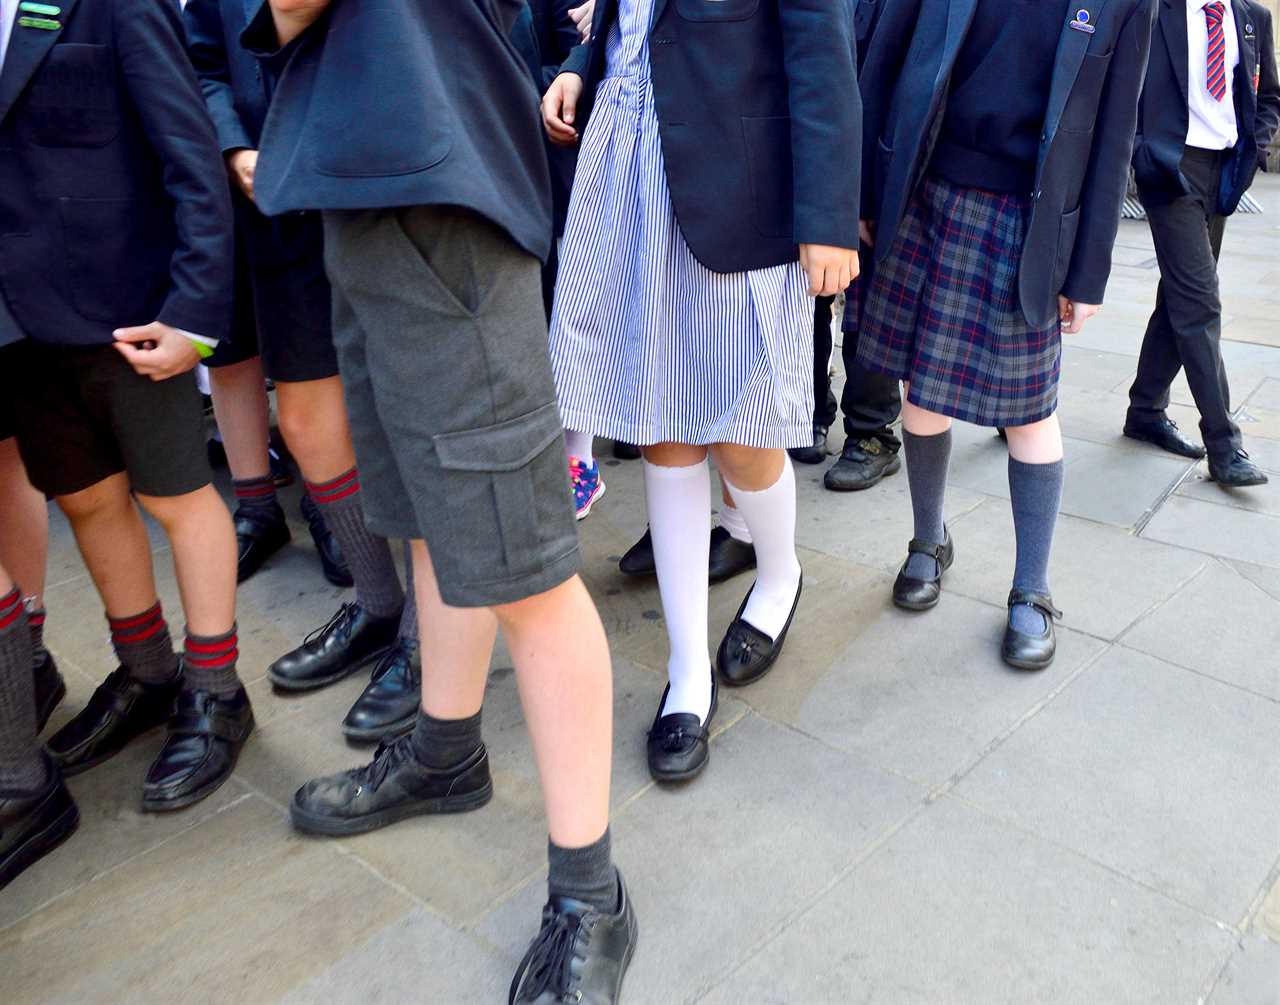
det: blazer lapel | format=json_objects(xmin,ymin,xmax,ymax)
[
  {"xmin": 0, "ymin": 0, "xmax": 80, "ymax": 128},
  {"xmin": 941, "ymin": 0, "xmax": 979, "ymax": 66},
  {"xmin": 1159, "ymin": 0, "xmax": 1190, "ymax": 102},
  {"xmin": 1043, "ymin": 0, "xmax": 1111, "ymax": 140}
]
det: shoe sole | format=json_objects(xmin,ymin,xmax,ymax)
[
  {"xmin": 290, "ymin": 780, "xmax": 494, "ymax": 837},
  {"xmin": 892, "ymin": 593, "xmax": 941, "ymax": 613},
  {"xmin": 35, "ymin": 677, "xmax": 67, "ymax": 734},
  {"xmin": 268, "ymin": 646, "xmax": 393, "ymax": 693},
  {"xmin": 342, "ymin": 712, "xmax": 418, "ymax": 743},
  {"xmin": 1002, "ymin": 652, "xmax": 1055, "ymax": 672},
  {"xmin": 824, "ymin": 454, "xmax": 903, "ymax": 493},
  {"xmin": 141, "ymin": 714, "xmax": 256, "ymax": 814},
  {"xmin": 0, "ymin": 800, "xmax": 80, "ymax": 891},
  {"xmin": 1122, "ymin": 429, "xmax": 1205, "ymax": 460},
  {"xmin": 575, "ymin": 480, "xmax": 606, "ymax": 521}
]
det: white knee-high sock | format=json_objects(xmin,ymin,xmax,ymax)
[
  {"xmin": 723, "ymin": 456, "xmax": 802, "ymax": 640},
  {"xmin": 564, "ymin": 429, "xmax": 594, "ymax": 466},
  {"xmin": 644, "ymin": 460, "xmax": 713, "ymax": 722}
]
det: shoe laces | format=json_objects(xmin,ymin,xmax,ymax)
[
  {"xmin": 304, "ymin": 602, "xmax": 357, "ymax": 646},
  {"xmin": 510, "ymin": 910, "xmax": 587, "ymax": 1004},
  {"xmin": 357, "ymin": 734, "xmax": 414, "ymax": 791}
]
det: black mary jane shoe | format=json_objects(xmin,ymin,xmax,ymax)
[
  {"xmin": 47, "ymin": 665, "xmax": 181, "ymax": 776},
  {"xmin": 300, "ymin": 494, "xmax": 354, "ymax": 588},
  {"xmin": 141, "ymin": 685, "xmax": 255, "ymax": 812},
  {"xmin": 342, "ymin": 640, "xmax": 422, "ymax": 742},
  {"xmin": 716, "ymin": 576, "xmax": 803, "ymax": 687},
  {"xmin": 510, "ymin": 872, "xmax": 638, "ymax": 1005},
  {"xmin": 892, "ymin": 529, "xmax": 955, "ymax": 612},
  {"xmin": 268, "ymin": 602, "xmax": 401, "ymax": 692},
  {"xmin": 0, "ymin": 756, "xmax": 80, "ymax": 891},
  {"xmin": 33, "ymin": 649, "xmax": 66, "ymax": 733},
  {"xmin": 234, "ymin": 502, "xmax": 291, "ymax": 584},
  {"xmin": 646, "ymin": 678, "xmax": 717, "ymax": 783},
  {"xmin": 1001, "ymin": 589, "xmax": 1062, "ymax": 672}
]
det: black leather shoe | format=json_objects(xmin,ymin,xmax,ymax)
[
  {"xmin": 618, "ymin": 529, "xmax": 656, "ymax": 578},
  {"xmin": 342, "ymin": 640, "xmax": 421, "ymax": 742},
  {"xmin": 1001, "ymin": 589, "xmax": 1062, "ymax": 671},
  {"xmin": 612, "ymin": 440, "xmax": 642, "ymax": 460},
  {"xmin": 300, "ymin": 493, "xmax": 354, "ymax": 588},
  {"xmin": 142, "ymin": 686, "xmax": 254, "ymax": 812},
  {"xmin": 824, "ymin": 437, "xmax": 903, "ymax": 492},
  {"xmin": 716, "ymin": 576, "xmax": 803, "ymax": 687},
  {"xmin": 47, "ymin": 666, "xmax": 181, "ymax": 776},
  {"xmin": 892, "ymin": 529, "xmax": 955, "ymax": 612},
  {"xmin": 1123, "ymin": 417, "xmax": 1206, "ymax": 459},
  {"xmin": 788, "ymin": 424, "xmax": 830, "ymax": 465},
  {"xmin": 234, "ymin": 502, "xmax": 291, "ymax": 584},
  {"xmin": 0, "ymin": 758, "xmax": 79, "ymax": 891},
  {"xmin": 290, "ymin": 735, "xmax": 492, "ymax": 836},
  {"xmin": 268, "ymin": 602, "xmax": 401, "ymax": 692},
  {"xmin": 646, "ymin": 677, "xmax": 717, "ymax": 783},
  {"xmin": 510, "ymin": 872, "xmax": 637, "ymax": 1005},
  {"xmin": 32, "ymin": 649, "xmax": 66, "ymax": 733},
  {"xmin": 1208, "ymin": 449, "xmax": 1269, "ymax": 488},
  {"xmin": 708, "ymin": 526, "xmax": 757, "ymax": 584}
]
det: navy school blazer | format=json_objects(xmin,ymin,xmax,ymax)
[
  {"xmin": 859, "ymin": 0, "xmax": 1158, "ymax": 327},
  {"xmin": 184, "ymin": 0, "xmax": 274, "ymax": 157},
  {"xmin": 0, "ymin": 0, "xmax": 233, "ymax": 346},
  {"xmin": 1132, "ymin": 0, "xmax": 1280, "ymax": 215},
  {"xmin": 560, "ymin": 0, "xmax": 862, "ymax": 274},
  {"xmin": 241, "ymin": 0, "xmax": 554, "ymax": 264}
]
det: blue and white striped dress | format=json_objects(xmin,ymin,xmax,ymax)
[{"xmin": 548, "ymin": 0, "xmax": 814, "ymax": 450}]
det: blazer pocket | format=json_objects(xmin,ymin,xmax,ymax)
[
  {"xmin": 676, "ymin": 0, "xmax": 760, "ymax": 21},
  {"xmin": 58, "ymin": 198, "xmax": 169, "ymax": 324},
  {"xmin": 742, "ymin": 116, "xmax": 794, "ymax": 239},
  {"xmin": 19, "ymin": 44, "xmax": 119, "ymax": 148},
  {"xmin": 1058, "ymin": 52, "xmax": 1113, "ymax": 134},
  {"xmin": 1051, "ymin": 206, "xmax": 1082, "ymax": 294}
]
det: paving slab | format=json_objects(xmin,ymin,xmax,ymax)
[
  {"xmin": 1142, "ymin": 495, "xmax": 1280, "ymax": 569},
  {"xmin": 1207, "ymin": 936, "xmax": 1280, "ymax": 1005},
  {"xmin": 1122, "ymin": 561, "xmax": 1280, "ymax": 700},
  {"xmin": 700, "ymin": 798, "xmax": 1234, "ymax": 1005},
  {"xmin": 945, "ymin": 500, "xmax": 1207, "ymax": 641},
  {"xmin": 476, "ymin": 714, "xmax": 924, "ymax": 1005},
  {"xmin": 0, "ymin": 796, "xmax": 414, "ymax": 1005},
  {"xmin": 1178, "ymin": 466, "xmax": 1280, "ymax": 516},
  {"xmin": 954, "ymin": 648, "xmax": 1280, "ymax": 921}
]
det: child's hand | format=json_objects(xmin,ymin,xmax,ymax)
[
  {"xmin": 226, "ymin": 149, "xmax": 258, "ymax": 202},
  {"xmin": 542, "ymin": 72, "xmax": 584, "ymax": 146},
  {"xmin": 568, "ymin": 1, "xmax": 594, "ymax": 41},
  {"xmin": 1058, "ymin": 296, "xmax": 1100, "ymax": 334},
  {"xmin": 112, "ymin": 322, "xmax": 202, "ymax": 380},
  {"xmin": 799, "ymin": 244, "xmax": 860, "ymax": 297}
]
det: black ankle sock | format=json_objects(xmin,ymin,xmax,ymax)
[
  {"xmin": 409, "ymin": 709, "xmax": 482, "ymax": 770},
  {"xmin": 548, "ymin": 828, "xmax": 618, "ymax": 913}
]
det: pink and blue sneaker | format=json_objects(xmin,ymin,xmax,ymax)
[{"xmin": 569, "ymin": 457, "xmax": 606, "ymax": 520}]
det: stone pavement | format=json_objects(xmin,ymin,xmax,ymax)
[{"xmin": 3, "ymin": 175, "xmax": 1280, "ymax": 1004}]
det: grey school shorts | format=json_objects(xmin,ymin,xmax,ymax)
[{"xmin": 322, "ymin": 205, "xmax": 580, "ymax": 608}]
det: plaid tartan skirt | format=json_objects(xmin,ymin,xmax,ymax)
[{"xmin": 858, "ymin": 175, "xmax": 1061, "ymax": 427}]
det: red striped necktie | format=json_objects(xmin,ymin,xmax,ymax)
[{"xmin": 1205, "ymin": 1, "xmax": 1228, "ymax": 102}]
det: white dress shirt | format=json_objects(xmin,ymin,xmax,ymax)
[
  {"xmin": 1186, "ymin": 0, "xmax": 1241, "ymax": 149},
  {"xmin": 0, "ymin": 0, "xmax": 19, "ymax": 73}
]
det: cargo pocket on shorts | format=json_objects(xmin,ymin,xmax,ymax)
[{"xmin": 432, "ymin": 402, "xmax": 575, "ymax": 588}]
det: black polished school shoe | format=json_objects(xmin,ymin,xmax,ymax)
[
  {"xmin": 716, "ymin": 576, "xmax": 803, "ymax": 686},
  {"xmin": 268, "ymin": 602, "xmax": 400, "ymax": 691},
  {"xmin": 0, "ymin": 758, "xmax": 79, "ymax": 891},
  {"xmin": 47, "ymin": 666, "xmax": 181, "ymax": 776},
  {"xmin": 32, "ymin": 648, "xmax": 66, "ymax": 733},
  {"xmin": 300, "ymin": 493, "xmax": 354, "ymax": 588},
  {"xmin": 708, "ymin": 527, "xmax": 757, "ymax": 584},
  {"xmin": 646, "ymin": 678, "xmax": 717, "ymax": 783},
  {"xmin": 342, "ymin": 640, "xmax": 421, "ymax": 742},
  {"xmin": 510, "ymin": 872, "xmax": 638, "ymax": 1005},
  {"xmin": 1208, "ymin": 449, "xmax": 1269, "ymax": 488},
  {"xmin": 1123, "ymin": 416, "xmax": 1206, "ymax": 460},
  {"xmin": 892, "ymin": 529, "xmax": 955, "ymax": 612},
  {"xmin": 142, "ymin": 685, "xmax": 255, "ymax": 812},
  {"xmin": 1001, "ymin": 589, "xmax": 1062, "ymax": 672},
  {"xmin": 234, "ymin": 502, "xmax": 291, "ymax": 584}
]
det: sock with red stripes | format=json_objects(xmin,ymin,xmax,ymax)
[
  {"xmin": 109, "ymin": 602, "xmax": 179, "ymax": 686},
  {"xmin": 28, "ymin": 605, "xmax": 47, "ymax": 666},
  {"xmin": 183, "ymin": 626, "xmax": 242, "ymax": 698},
  {"xmin": 0, "ymin": 588, "xmax": 46, "ymax": 791},
  {"xmin": 305, "ymin": 468, "xmax": 403, "ymax": 619},
  {"xmin": 232, "ymin": 473, "xmax": 280, "ymax": 516}
]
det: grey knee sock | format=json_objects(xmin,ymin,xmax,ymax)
[
  {"xmin": 1009, "ymin": 458, "xmax": 1064, "ymax": 633},
  {"xmin": 903, "ymin": 429, "xmax": 952, "ymax": 579},
  {"xmin": 306, "ymin": 469, "xmax": 404, "ymax": 620},
  {"xmin": 0, "ymin": 590, "xmax": 47, "ymax": 791},
  {"xmin": 398, "ymin": 542, "xmax": 418, "ymax": 643},
  {"xmin": 409, "ymin": 708, "xmax": 482, "ymax": 770},
  {"xmin": 548, "ymin": 828, "xmax": 619, "ymax": 913}
]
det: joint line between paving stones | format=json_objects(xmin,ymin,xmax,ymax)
[
  {"xmin": 1133, "ymin": 456, "xmax": 1202, "ymax": 537},
  {"xmin": 1111, "ymin": 640, "xmax": 1280, "ymax": 707},
  {"xmin": 1111, "ymin": 558, "xmax": 1212, "ymax": 646}
]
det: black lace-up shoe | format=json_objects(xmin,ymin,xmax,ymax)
[
  {"xmin": 268, "ymin": 602, "xmax": 400, "ymax": 692},
  {"xmin": 300, "ymin": 494, "xmax": 353, "ymax": 587},
  {"xmin": 646, "ymin": 678, "xmax": 717, "ymax": 783},
  {"xmin": 510, "ymin": 872, "xmax": 637, "ymax": 1005},
  {"xmin": 142, "ymin": 686, "xmax": 254, "ymax": 812},
  {"xmin": 342, "ymin": 640, "xmax": 421, "ymax": 742},
  {"xmin": 290, "ymin": 735, "xmax": 492, "ymax": 836},
  {"xmin": 234, "ymin": 502, "xmax": 291, "ymax": 584},
  {"xmin": 1123, "ymin": 416, "xmax": 1206, "ymax": 459},
  {"xmin": 33, "ymin": 649, "xmax": 66, "ymax": 733},
  {"xmin": 716, "ymin": 576, "xmax": 802, "ymax": 687},
  {"xmin": 0, "ymin": 757, "xmax": 79, "ymax": 891},
  {"xmin": 1208, "ymin": 449, "xmax": 1269, "ymax": 488},
  {"xmin": 47, "ymin": 666, "xmax": 181, "ymax": 776}
]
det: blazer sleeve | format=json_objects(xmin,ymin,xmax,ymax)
[
  {"xmin": 855, "ymin": 0, "xmax": 921, "ymax": 220},
  {"xmin": 1253, "ymin": 7, "xmax": 1280, "ymax": 166},
  {"xmin": 114, "ymin": 0, "xmax": 234, "ymax": 340},
  {"xmin": 779, "ymin": 0, "xmax": 861, "ymax": 250},
  {"xmin": 541, "ymin": 0, "xmax": 584, "ymax": 89},
  {"xmin": 1060, "ymin": 0, "xmax": 1157, "ymax": 306},
  {"xmin": 183, "ymin": 0, "xmax": 254, "ymax": 156}
]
